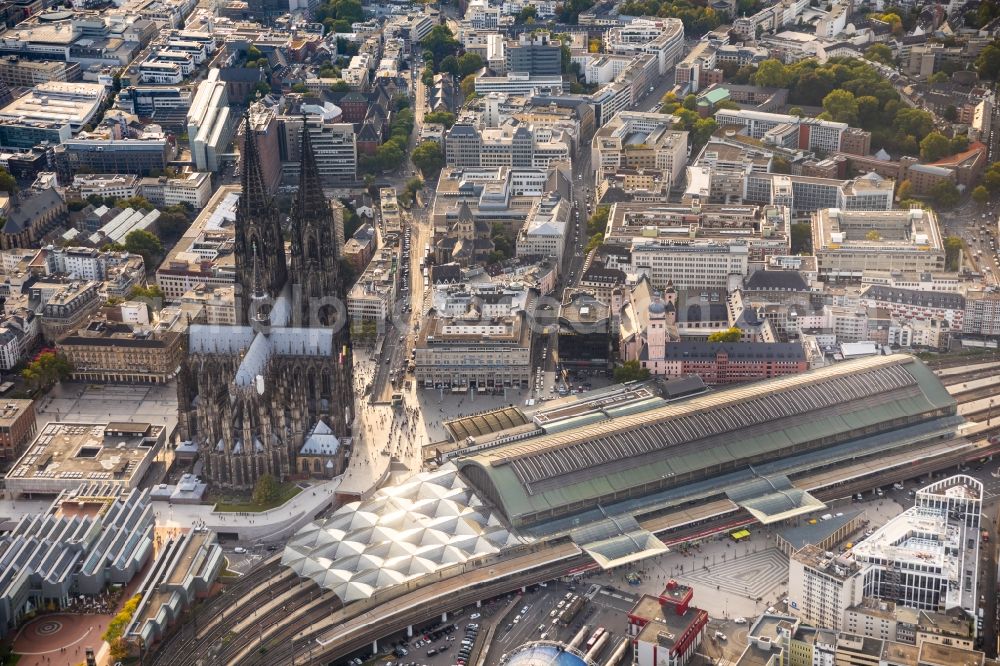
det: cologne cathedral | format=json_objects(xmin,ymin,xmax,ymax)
[{"xmin": 176, "ymin": 116, "xmax": 354, "ymax": 489}]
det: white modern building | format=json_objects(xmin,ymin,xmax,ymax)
[
  {"xmin": 853, "ymin": 475, "xmax": 982, "ymax": 617},
  {"xmin": 187, "ymin": 69, "xmax": 235, "ymax": 172},
  {"xmin": 625, "ymin": 241, "xmax": 749, "ymax": 290},
  {"xmin": 516, "ymin": 194, "xmax": 570, "ymax": 264}
]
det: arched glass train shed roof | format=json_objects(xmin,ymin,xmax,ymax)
[{"xmin": 456, "ymin": 355, "xmax": 955, "ymax": 528}]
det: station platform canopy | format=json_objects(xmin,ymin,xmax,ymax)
[
  {"xmin": 571, "ymin": 514, "xmax": 668, "ymax": 569},
  {"xmin": 726, "ymin": 474, "xmax": 827, "ymax": 524}
]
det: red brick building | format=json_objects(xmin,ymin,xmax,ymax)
[
  {"xmin": 0, "ymin": 399, "xmax": 36, "ymax": 462},
  {"xmin": 630, "ymin": 581, "xmax": 709, "ymax": 666},
  {"xmin": 659, "ymin": 341, "xmax": 808, "ymax": 385}
]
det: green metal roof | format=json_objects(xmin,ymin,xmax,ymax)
[{"xmin": 457, "ymin": 356, "xmax": 956, "ymax": 526}]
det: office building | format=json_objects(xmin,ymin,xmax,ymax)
[
  {"xmin": 55, "ymin": 136, "xmax": 173, "ymax": 177},
  {"xmin": 714, "ymin": 108, "xmax": 848, "ymax": 152},
  {"xmin": 0, "ymin": 81, "xmax": 106, "ymax": 149},
  {"xmin": 414, "ymin": 311, "xmax": 532, "ymax": 390},
  {"xmin": 5, "ymin": 421, "xmax": 166, "ymax": 497},
  {"xmin": 592, "ymin": 111, "xmax": 688, "ymax": 186},
  {"xmin": 629, "ymin": 581, "xmax": 709, "ymax": 666},
  {"xmin": 853, "ymin": 475, "xmax": 982, "ymax": 616},
  {"xmin": 812, "ymin": 208, "xmax": 946, "ymax": 281},
  {"xmin": 515, "ymin": 193, "xmax": 570, "ymax": 263},
  {"xmin": 505, "ymin": 32, "xmax": 562, "ymax": 76},
  {"xmin": 279, "ymin": 107, "xmax": 357, "ymax": 184},
  {"xmin": 187, "ymin": 69, "xmax": 235, "ymax": 172},
  {"xmin": 627, "ymin": 240, "xmax": 749, "ymax": 290},
  {"xmin": 0, "ymin": 57, "xmax": 80, "ymax": 87},
  {"xmin": 445, "ymin": 123, "xmax": 571, "ymax": 169},
  {"xmin": 57, "ymin": 312, "xmax": 186, "ymax": 384}
]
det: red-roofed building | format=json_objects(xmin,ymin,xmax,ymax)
[
  {"xmin": 930, "ymin": 141, "xmax": 987, "ymax": 189},
  {"xmin": 628, "ymin": 580, "xmax": 708, "ymax": 666}
]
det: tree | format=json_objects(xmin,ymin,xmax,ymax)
[
  {"xmin": 438, "ymin": 54, "xmax": 459, "ymax": 76},
  {"xmin": 128, "ymin": 284, "xmax": 162, "ymax": 316},
  {"xmin": 460, "ymin": 74, "xmax": 476, "ymax": 101},
  {"xmin": 516, "ymin": 5, "xmax": 537, "ymax": 22},
  {"xmin": 772, "ymin": 157, "xmax": 791, "ymax": 174},
  {"xmin": 928, "ymin": 71, "xmax": 949, "ymax": 84},
  {"xmin": 0, "ymin": 168, "xmax": 15, "ymax": 195},
  {"xmin": 157, "ymin": 210, "xmax": 189, "ymax": 241},
  {"xmin": 865, "ymin": 43, "xmax": 893, "ymax": 64},
  {"xmin": 424, "ymin": 111, "xmax": 456, "ymax": 128},
  {"xmin": 682, "ymin": 94, "xmax": 698, "ymax": 111},
  {"xmin": 788, "ymin": 106, "xmax": 803, "ymax": 117},
  {"xmin": 421, "ymin": 25, "xmax": 460, "ymax": 67},
  {"xmin": 894, "ymin": 108, "xmax": 934, "ymax": 139},
  {"xmin": 790, "ymin": 222, "xmax": 812, "ymax": 254},
  {"xmin": 753, "ymin": 59, "xmax": 791, "ymax": 87},
  {"xmin": 865, "ymin": 230, "xmax": 882, "ymax": 241},
  {"xmin": 587, "ymin": 205, "xmax": 610, "ymax": 237},
  {"xmin": 124, "ymin": 229, "xmax": 163, "ymax": 268},
  {"xmin": 329, "ymin": 80, "xmax": 350, "ymax": 92},
  {"xmin": 976, "ymin": 41, "xmax": 1000, "ymax": 80},
  {"xmin": 973, "ymin": 185, "xmax": 990, "ymax": 205},
  {"xmin": 291, "ymin": 82, "xmax": 309, "ymax": 94},
  {"xmin": 457, "ymin": 53, "xmax": 484, "ymax": 78},
  {"xmin": 897, "ymin": 179, "xmax": 912, "ymax": 201},
  {"xmin": 613, "ymin": 360, "xmax": 650, "ymax": 383},
  {"xmin": 411, "ymin": 140, "xmax": 445, "ymax": 177},
  {"xmin": 252, "ymin": 474, "xmax": 279, "ymax": 506},
  {"xmin": 919, "ymin": 131, "xmax": 952, "ymax": 161},
  {"xmin": 944, "ymin": 236, "xmax": 964, "ymax": 271},
  {"xmin": 707, "ymin": 327, "xmax": 742, "ymax": 342},
  {"xmin": 822, "ymin": 89, "xmax": 858, "ymax": 124},
  {"xmin": 928, "ymin": 180, "xmax": 960, "ymax": 209},
  {"xmin": 22, "ymin": 351, "xmax": 73, "ymax": 392}
]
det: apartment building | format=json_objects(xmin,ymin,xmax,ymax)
[
  {"xmin": 788, "ymin": 544, "xmax": 866, "ymax": 631},
  {"xmin": 57, "ymin": 314, "xmax": 186, "ymax": 384},
  {"xmin": 139, "ymin": 171, "xmax": 213, "ymax": 209},
  {"xmin": 347, "ymin": 243, "xmax": 399, "ymax": 328},
  {"xmin": 37, "ymin": 280, "xmax": 102, "ymax": 343},
  {"xmin": 963, "ymin": 288, "xmax": 1000, "ymax": 337}
]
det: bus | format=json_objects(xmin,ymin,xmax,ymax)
[{"xmin": 586, "ymin": 627, "xmax": 605, "ymax": 649}]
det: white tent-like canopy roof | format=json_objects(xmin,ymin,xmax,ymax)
[{"xmin": 282, "ymin": 464, "xmax": 524, "ymax": 600}]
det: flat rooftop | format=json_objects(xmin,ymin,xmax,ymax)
[
  {"xmin": 918, "ymin": 642, "xmax": 984, "ymax": 666},
  {"xmin": 6, "ymin": 421, "xmax": 163, "ymax": 490}
]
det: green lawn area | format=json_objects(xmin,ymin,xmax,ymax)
[{"xmin": 212, "ymin": 482, "xmax": 302, "ymax": 513}]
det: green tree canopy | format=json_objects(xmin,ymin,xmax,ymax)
[
  {"xmin": 928, "ymin": 180, "xmax": 960, "ymax": 209},
  {"xmin": 587, "ymin": 205, "xmax": 610, "ymax": 237},
  {"xmin": 944, "ymin": 236, "xmax": 964, "ymax": 271},
  {"xmin": 457, "ymin": 53, "xmax": 484, "ymax": 78},
  {"xmin": 252, "ymin": 474, "xmax": 279, "ymax": 505},
  {"xmin": 424, "ymin": 111, "xmax": 456, "ymax": 128},
  {"xmin": 919, "ymin": 131, "xmax": 952, "ymax": 161},
  {"xmin": 614, "ymin": 360, "xmax": 650, "ymax": 383},
  {"xmin": 973, "ymin": 185, "xmax": 990, "ymax": 205},
  {"xmin": 822, "ymin": 89, "xmax": 859, "ymax": 124},
  {"xmin": 707, "ymin": 327, "xmax": 742, "ymax": 343},
  {"xmin": 124, "ymin": 229, "xmax": 163, "ymax": 268},
  {"xmin": 22, "ymin": 351, "xmax": 73, "ymax": 392},
  {"xmin": 411, "ymin": 140, "xmax": 445, "ymax": 177},
  {"xmin": 864, "ymin": 43, "xmax": 893, "ymax": 64},
  {"xmin": 421, "ymin": 25, "xmax": 460, "ymax": 67}
]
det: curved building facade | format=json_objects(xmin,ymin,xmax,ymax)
[{"xmin": 500, "ymin": 642, "xmax": 594, "ymax": 666}]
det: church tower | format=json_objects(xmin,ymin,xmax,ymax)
[
  {"xmin": 234, "ymin": 114, "xmax": 287, "ymax": 323},
  {"xmin": 288, "ymin": 122, "xmax": 342, "ymax": 326}
]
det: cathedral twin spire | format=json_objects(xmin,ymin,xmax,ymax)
[{"xmin": 237, "ymin": 112, "xmax": 341, "ymax": 326}]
